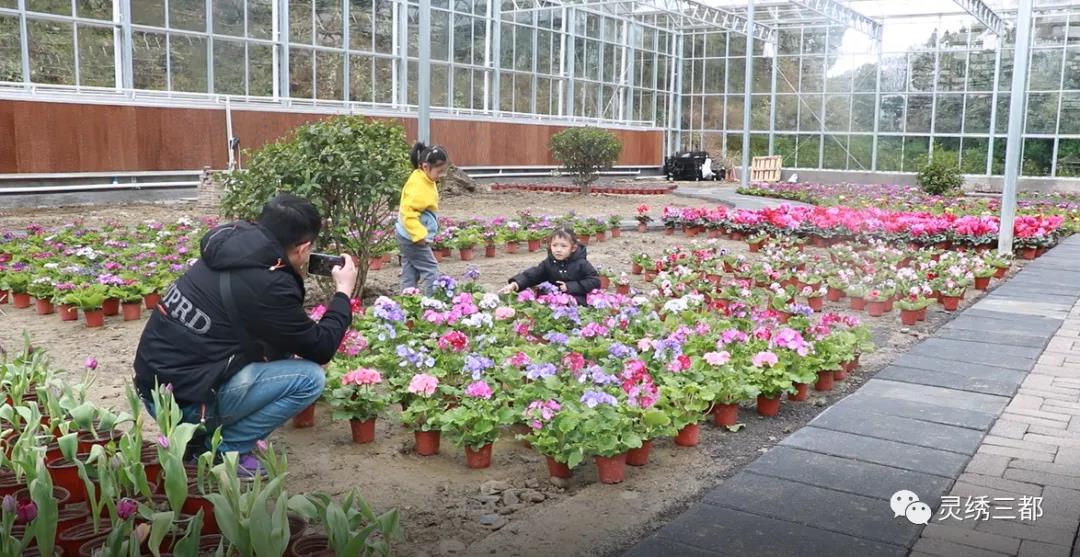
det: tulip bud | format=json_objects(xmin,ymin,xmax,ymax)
[
  {"xmin": 2, "ymin": 495, "xmax": 15, "ymax": 514},
  {"xmin": 255, "ymin": 439, "xmax": 269, "ymax": 453},
  {"xmin": 156, "ymin": 434, "xmax": 169, "ymax": 449},
  {"xmin": 135, "ymin": 523, "xmax": 151, "ymax": 543},
  {"xmin": 15, "ymin": 500, "xmax": 36, "ymax": 523},
  {"xmin": 117, "ymin": 498, "xmax": 138, "ymax": 520},
  {"xmin": 84, "ymin": 356, "xmax": 98, "ymax": 371}
]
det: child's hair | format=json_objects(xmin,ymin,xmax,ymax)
[
  {"xmin": 410, "ymin": 142, "xmax": 450, "ymax": 170},
  {"xmin": 549, "ymin": 226, "xmax": 579, "ymax": 246}
]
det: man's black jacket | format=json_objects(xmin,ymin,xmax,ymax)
[
  {"xmin": 133, "ymin": 221, "xmax": 352, "ymax": 405},
  {"xmin": 509, "ymin": 245, "xmax": 601, "ymax": 305}
]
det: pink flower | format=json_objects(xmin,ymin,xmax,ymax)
[
  {"xmin": 704, "ymin": 351, "xmax": 731, "ymax": 366},
  {"xmin": 494, "ymin": 306, "xmax": 516, "ymax": 320},
  {"xmin": 509, "ymin": 351, "xmax": 531, "ymax": 367},
  {"xmin": 255, "ymin": 439, "xmax": 269, "ymax": 452},
  {"xmin": 342, "ymin": 368, "xmax": 382, "ymax": 386},
  {"xmin": 84, "ymin": 357, "xmax": 98, "ymax": 371},
  {"xmin": 117, "ymin": 498, "xmax": 138, "ymax": 520},
  {"xmin": 437, "ymin": 331, "xmax": 469, "ymax": 352},
  {"xmin": 465, "ymin": 380, "xmax": 493, "ymax": 399},
  {"xmin": 407, "ymin": 373, "xmax": 439, "ymax": 396},
  {"xmin": 752, "ymin": 351, "xmax": 779, "ymax": 367},
  {"xmin": 308, "ymin": 305, "xmax": 327, "ymax": 322},
  {"xmin": 667, "ymin": 354, "xmax": 692, "ymax": 372},
  {"xmin": 156, "ymin": 434, "xmax": 169, "ymax": 449}
]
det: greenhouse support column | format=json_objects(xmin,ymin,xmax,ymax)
[
  {"xmin": 740, "ymin": 0, "xmax": 754, "ymax": 189},
  {"xmin": 17, "ymin": 0, "xmax": 29, "ymax": 85},
  {"xmin": 998, "ymin": 0, "xmax": 1033, "ymax": 255},
  {"xmin": 671, "ymin": 32, "xmax": 684, "ymax": 152},
  {"xmin": 986, "ymin": 42, "xmax": 1003, "ymax": 175},
  {"xmin": 275, "ymin": 0, "xmax": 290, "ymax": 99},
  {"xmin": 341, "ymin": 0, "xmax": 350, "ymax": 103},
  {"xmin": 418, "ymin": 0, "xmax": 432, "ymax": 143},
  {"xmin": 871, "ymin": 39, "xmax": 882, "ymax": 170},
  {"xmin": 117, "ymin": 0, "xmax": 134, "ymax": 90},
  {"xmin": 565, "ymin": 8, "xmax": 576, "ymax": 117},
  {"xmin": 490, "ymin": 1, "xmax": 500, "ymax": 113},
  {"xmin": 768, "ymin": 45, "xmax": 777, "ymax": 155}
]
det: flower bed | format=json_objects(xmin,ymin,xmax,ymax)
[{"xmin": 490, "ymin": 184, "xmax": 676, "ymax": 195}]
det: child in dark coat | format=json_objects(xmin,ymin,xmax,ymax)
[{"xmin": 498, "ymin": 226, "xmax": 601, "ymax": 305}]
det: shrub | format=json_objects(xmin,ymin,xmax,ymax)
[
  {"xmin": 549, "ymin": 127, "xmax": 623, "ymax": 194},
  {"xmin": 917, "ymin": 154, "xmax": 964, "ymax": 196},
  {"xmin": 220, "ymin": 116, "xmax": 411, "ymax": 297}
]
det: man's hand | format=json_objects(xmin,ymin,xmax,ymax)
[
  {"xmin": 556, "ymin": 281, "xmax": 568, "ymax": 292},
  {"xmin": 332, "ymin": 254, "xmax": 359, "ymax": 296},
  {"xmin": 498, "ymin": 282, "xmax": 519, "ymax": 295}
]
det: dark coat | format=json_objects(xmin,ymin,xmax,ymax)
[
  {"xmin": 133, "ymin": 222, "xmax": 352, "ymax": 405},
  {"xmin": 509, "ymin": 245, "xmax": 601, "ymax": 305}
]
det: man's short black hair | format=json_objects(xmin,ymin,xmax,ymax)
[{"xmin": 257, "ymin": 193, "xmax": 322, "ymax": 249}]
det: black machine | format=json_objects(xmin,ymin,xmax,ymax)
[
  {"xmin": 307, "ymin": 253, "xmax": 346, "ymax": 276},
  {"xmin": 663, "ymin": 151, "xmax": 714, "ymax": 181}
]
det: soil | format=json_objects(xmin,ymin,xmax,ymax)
[{"xmin": 0, "ymin": 191, "xmax": 1027, "ymax": 557}]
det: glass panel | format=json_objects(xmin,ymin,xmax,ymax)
[
  {"xmin": 776, "ymin": 94, "xmax": 797, "ymax": 131},
  {"xmin": 877, "ymin": 136, "xmax": 903, "ymax": 171},
  {"xmin": 249, "ymin": 0, "xmax": 273, "ymax": 39},
  {"xmin": 289, "ymin": 47, "xmax": 313, "ymax": 98},
  {"xmin": 751, "ymin": 95, "xmax": 770, "ymax": 130},
  {"xmin": 879, "ymin": 55, "xmax": 907, "ymax": 93},
  {"xmin": 964, "ymin": 93, "xmax": 991, "ymax": 134},
  {"xmin": 132, "ymin": 31, "xmax": 167, "ymax": 89},
  {"xmin": 703, "ymin": 59, "xmax": 723, "ymax": 94},
  {"xmin": 472, "ymin": 68, "xmax": 485, "ymax": 110},
  {"xmin": 753, "ymin": 57, "xmax": 771, "ymax": 94},
  {"xmin": 76, "ymin": 0, "xmax": 112, "ymax": 20},
  {"xmin": 1057, "ymin": 139, "xmax": 1080, "ymax": 177},
  {"xmin": 1065, "ymin": 48, "xmax": 1080, "ymax": 90},
  {"xmin": 849, "ymin": 135, "xmax": 872, "ymax": 170},
  {"xmin": 213, "ymin": 39, "xmax": 245, "ymax": 94},
  {"xmin": 170, "ymin": 34, "xmax": 208, "ymax": 92},
  {"xmin": 452, "ymin": 66, "xmax": 469, "ymax": 109},
  {"xmin": 1061, "ymin": 93, "xmax": 1080, "ymax": 135},
  {"xmin": 995, "ymin": 94, "xmax": 1009, "ymax": 134},
  {"xmin": 902, "ymin": 136, "xmax": 929, "ymax": 172},
  {"xmin": 909, "ymin": 52, "xmax": 934, "ymax": 92},
  {"xmin": 796, "ymin": 134, "xmax": 820, "ymax": 168},
  {"xmin": 935, "ymin": 94, "xmax": 963, "ymax": 134},
  {"xmin": 799, "ymin": 56, "xmax": 823, "ymax": 92},
  {"xmin": 315, "ymin": 50, "xmax": 343, "ymax": 100},
  {"xmin": 408, "ymin": 60, "xmax": 417, "ymax": 105},
  {"xmin": 852, "ymin": 61, "xmax": 876, "ymax": 93},
  {"xmin": 776, "ymin": 57, "xmax": 798, "ymax": 93},
  {"xmin": 826, "ymin": 57, "xmax": 851, "ymax": 93},
  {"xmin": 454, "ymin": 14, "xmax": 472, "ymax": 65},
  {"xmin": 373, "ymin": 56, "xmax": 393, "ymax": 103},
  {"xmin": 1033, "ymin": 14, "xmax": 1067, "ymax": 46},
  {"xmin": 775, "ymin": 134, "xmax": 797, "ymax": 167},
  {"xmin": 725, "ymin": 95, "xmax": 742, "ymax": 130},
  {"xmin": 373, "ymin": 1, "xmax": 393, "ymax": 54},
  {"xmin": 1029, "ymin": 48, "xmax": 1063, "ymax": 90},
  {"xmin": 1022, "ymin": 138, "xmax": 1053, "ymax": 176},
  {"xmin": 431, "ymin": 62, "xmax": 449, "ymax": 107},
  {"xmin": 27, "ymin": 0, "xmax": 70, "ymax": 15},
  {"xmin": 432, "ymin": 10, "xmax": 449, "ymax": 62},
  {"xmin": 170, "ymin": 0, "xmax": 207, "ymax": 32},
  {"xmin": 350, "ymin": 0, "xmax": 373, "ymax": 50},
  {"xmin": 290, "ymin": 0, "xmax": 313, "ymax": 44},
  {"xmin": 825, "ymin": 95, "xmax": 849, "ymax": 131},
  {"xmin": 133, "ymin": 1, "xmax": 166, "ymax": 26},
  {"xmin": 906, "ymin": 94, "xmax": 932, "ymax": 133},
  {"xmin": 315, "ymin": 0, "xmax": 344, "ymax": 48},
  {"xmin": 998, "ymin": 49, "xmax": 1013, "ymax": 89},
  {"xmin": 77, "ymin": 24, "xmax": 115, "ymax": 88},
  {"xmin": 472, "ymin": 17, "xmax": 486, "ymax": 66},
  {"xmin": 1025, "ymin": 92, "xmax": 1058, "ymax": 134},
  {"xmin": 967, "ymin": 50, "xmax": 995, "ymax": 91},
  {"xmin": 937, "ymin": 51, "xmax": 966, "ymax": 92},
  {"xmin": 0, "ymin": 15, "xmax": 21, "ymax": 82},
  {"xmin": 850, "ymin": 94, "xmax": 874, "ymax": 133},
  {"xmin": 727, "ymin": 57, "xmax": 744, "ymax": 94},
  {"xmin": 248, "ymin": 42, "xmax": 273, "ymax": 96},
  {"xmin": 28, "ymin": 19, "xmax": 75, "ymax": 85},
  {"xmin": 879, "ymin": 95, "xmax": 904, "ymax": 133},
  {"xmin": 933, "ymin": 137, "xmax": 960, "ymax": 165},
  {"xmin": 798, "ymin": 94, "xmax": 821, "ymax": 131},
  {"xmin": 961, "ymin": 137, "xmax": 988, "ymax": 174},
  {"xmin": 822, "ymin": 135, "xmax": 847, "ymax": 169},
  {"xmin": 213, "ymin": 0, "xmax": 245, "ymax": 36},
  {"xmin": 348, "ymin": 54, "xmax": 372, "ymax": 102}
]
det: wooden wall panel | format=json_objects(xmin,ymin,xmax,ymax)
[{"xmin": 0, "ymin": 99, "xmax": 663, "ymax": 174}]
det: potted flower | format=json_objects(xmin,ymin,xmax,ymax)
[
  {"xmin": 800, "ymin": 282, "xmax": 827, "ymax": 313},
  {"xmin": 113, "ymin": 282, "xmax": 145, "ymax": 321},
  {"xmin": 747, "ymin": 232, "xmax": 769, "ymax": 253},
  {"xmin": 635, "ymin": 205, "xmax": 652, "ymax": 233},
  {"xmin": 525, "ymin": 227, "xmax": 548, "ymax": 253},
  {"xmin": 896, "ymin": 294, "xmax": 931, "ymax": 326},
  {"xmin": 4, "ymin": 271, "xmax": 31, "ymax": 308},
  {"xmin": 705, "ymin": 351, "xmax": 757, "ymax": 427},
  {"xmin": 845, "ymin": 283, "xmax": 869, "ymax": 311},
  {"xmin": 934, "ymin": 277, "xmax": 968, "ymax": 312},
  {"xmin": 498, "ymin": 225, "xmax": 525, "ymax": 254},
  {"xmin": 451, "ymin": 229, "xmax": 481, "ymax": 261},
  {"xmin": 518, "ymin": 400, "xmax": 577, "ymax": 478},
  {"xmin": 400, "ymin": 373, "xmax": 448, "ymax": 456},
  {"xmin": 972, "ymin": 264, "xmax": 996, "ymax": 291},
  {"xmin": 607, "ymin": 214, "xmax": 622, "ymax": 238},
  {"xmin": 483, "ymin": 229, "xmax": 498, "ymax": 258},
  {"xmin": 329, "ymin": 368, "xmax": 390, "ymax": 444},
  {"xmin": 62, "ymin": 285, "xmax": 109, "ymax": 328},
  {"xmin": 747, "ymin": 351, "xmax": 790, "ymax": 417},
  {"xmin": 985, "ymin": 252, "xmax": 1012, "ymax": 279},
  {"xmin": 864, "ymin": 287, "xmax": 894, "ymax": 317},
  {"xmin": 597, "ymin": 268, "xmax": 614, "ymax": 291},
  {"xmin": 630, "ymin": 253, "xmax": 652, "ymax": 276},
  {"xmin": 436, "ymin": 380, "xmax": 515, "ymax": 469},
  {"xmin": 615, "ymin": 273, "xmax": 631, "ymax": 296},
  {"xmin": 562, "ymin": 395, "xmax": 642, "ymax": 484},
  {"xmin": 655, "ymin": 360, "xmax": 718, "ymax": 448}
]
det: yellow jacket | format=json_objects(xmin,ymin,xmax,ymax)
[{"xmin": 396, "ymin": 169, "xmax": 439, "ymax": 243}]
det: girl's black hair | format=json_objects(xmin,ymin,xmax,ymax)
[
  {"xmin": 549, "ymin": 225, "xmax": 579, "ymax": 246},
  {"xmin": 410, "ymin": 142, "xmax": 450, "ymax": 170}
]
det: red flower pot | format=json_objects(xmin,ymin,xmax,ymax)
[
  {"xmin": 350, "ymin": 418, "xmax": 376, "ymax": 444},
  {"xmin": 942, "ymin": 295, "xmax": 962, "ymax": 312},
  {"xmin": 664, "ymin": 228, "xmax": 674, "ymax": 236},
  {"xmin": 465, "ymin": 443, "xmax": 493, "ymax": 469},
  {"xmin": 545, "ymin": 456, "xmax": 573, "ymax": 478},
  {"xmin": 713, "ymin": 403, "xmax": 739, "ymax": 427},
  {"xmin": 631, "ymin": 262, "xmax": 643, "ymax": 275},
  {"xmin": 974, "ymin": 276, "xmax": 991, "ymax": 290},
  {"xmin": 866, "ymin": 300, "xmax": 887, "ymax": 317},
  {"xmin": 599, "ymin": 276, "xmax": 610, "ymax": 290},
  {"xmin": 674, "ymin": 423, "xmax": 700, "ymax": 447},
  {"xmin": 292, "ymin": 404, "xmax": 316, "ymax": 428},
  {"xmin": 12, "ymin": 486, "xmax": 70, "ymax": 508},
  {"xmin": 594, "ymin": 453, "xmax": 627, "ymax": 484},
  {"xmin": 59, "ymin": 304, "xmax": 78, "ymax": 321},
  {"xmin": 46, "ymin": 455, "xmax": 89, "ymax": 503},
  {"xmin": 616, "ymin": 284, "xmax": 631, "ymax": 296},
  {"xmin": 84, "ymin": 310, "xmax": 105, "ymax": 328},
  {"xmin": 505, "ymin": 242, "xmax": 520, "ymax": 254},
  {"xmin": 1021, "ymin": 247, "xmax": 1037, "ymax": 260},
  {"xmin": 62, "ymin": 524, "xmax": 110, "ymax": 557},
  {"xmin": 433, "ymin": 250, "xmax": 445, "ymax": 263},
  {"xmin": 788, "ymin": 382, "xmax": 809, "ymax": 402},
  {"xmin": 850, "ymin": 297, "xmax": 867, "ymax": 311},
  {"xmin": 708, "ymin": 229, "xmax": 721, "ymax": 239},
  {"xmin": 748, "ymin": 241, "xmax": 764, "ymax": 253},
  {"xmin": 144, "ymin": 293, "xmax": 162, "ymax": 310},
  {"xmin": 807, "ymin": 296, "xmax": 824, "ymax": 312},
  {"xmin": 102, "ymin": 298, "xmax": 120, "ymax": 316},
  {"xmin": 35, "ymin": 298, "xmax": 55, "ymax": 315},
  {"xmin": 814, "ymin": 371, "xmax": 834, "ymax": 392},
  {"xmin": 122, "ymin": 302, "xmax": 142, "ymax": 321},
  {"xmin": 637, "ymin": 224, "xmax": 647, "ymax": 233},
  {"xmin": 57, "ymin": 502, "xmax": 90, "ymax": 538},
  {"xmin": 484, "ymin": 245, "xmax": 497, "ymax": 258},
  {"xmin": 595, "ymin": 231, "xmax": 606, "ymax": 242},
  {"xmin": 182, "ymin": 494, "xmax": 220, "ymax": 535},
  {"xmin": 579, "ymin": 235, "xmax": 591, "ymax": 245},
  {"xmin": 900, "ymin": 309, "xmax": 919, "ymax": 326},
  {"xmin": 757, "ymin": 395, "xmax": 781, "ymax": 417},
  {"xmin": 918, "ymin": 307, "xmax": 928, "ymax": 321},
  {"xmin": 369, "ymin": 257, "xmax": 385, "ymax": 270},
  {"xmin": 611, "ymin": 228, "xmax": 621, "ymax": 238},
  {"xmin": 994, "ymin": 266, "xmax": 1007, "ymax": 279},
  {"xmin": 12, "ymin": 293, "xmax": 31, "ymax": 308},
  {"xmin": 776, "ymin": 311, "xmax": 791, "ymax": 324},
  {"xmin": 414, "ymin": 430, "xmax": 440, "ymax": 456},
  {"xmin": 626, "ymin": 440, "xmax": 651, "ymax": 466},
  {"xmin": 730, "ymin": 231, "xmax": 745, "ymax": 241},
  {"xmin": 834, "ymin": 362, "xmax": 849, "ymax": 381},
  {"xmin": 459, "ymin": 248, "xmax": 475, "ymax": 261},
  {"xmin": 644, "ymin": 272, "xmax": 656, "ymax": 282}
]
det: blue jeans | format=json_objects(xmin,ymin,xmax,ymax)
[
  {"xmin": 398, "ymin": 234, "xmax": 439, "ymax": 295},
  {"xmin": 146, "ymin": 359, "xmax": 325, "ymax": 454}
]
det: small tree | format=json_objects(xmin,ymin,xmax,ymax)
[
  {"xmin": 549, "ymin": 127, "xmax": 623, "ymax": 194},
  {"xmin": 220, "ymin": 116, "xmax": 411, "ymax": 298},
  {"xmin": 917, "ymin": 153, "xmax": 964, "ymax": 196}
]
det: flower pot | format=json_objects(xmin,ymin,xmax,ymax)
[
  {"xmin": 707, "ymin": 229, "xmax": 721, "ymax": 239},
  {"xmin": 369, "ymin": 257, "xmax": 385, "ymax": 270},
  {"xmin": 595, "ymin": 231, "xmax": 606, "ymax": 242},
  {"xmin": 599, "ymin": 276, "xmax": 610, "ymax": 290},
  {"xmin": 459, "ymin": 248, "xmax": 475, "ymax": 261},
  {"xmin": 644, "ymin": 272, "xmax": 656, "ymax": 282},
  {"xmin": 663, "ymin": 227, "xmax": 674, "ymax": 236},
  {"xmin": 776, "ymin": 311, "xmax": 791, "ymax": 324},
  {"xmin": 1021, "ymin": 247, "xmax": 1037, "ymax": 260},
  {"xmin": 713, "ymin": 403, "xmax": 739, "ymax": 427},
  {"xmin": 35, "ymin": 298, "xmax": 55, "ymax": 315},
  {"xmin": 730, "ymin": 231, "xmax": 746, "ymax": 241},
  {"xmin": 748, "ymin": 241, "xmax": 764, "ymax": 253},
  {"xmin": 182, "ymin": 494, "xmax": 220, "ymax": 535},
  {"xmin": 0, "ymin": 471, "xmax": 23, "ymax": 497},
  {"xmin": 12, "ymin": 293, "xmax": 31, "ymax": 308},
  {"xmin": 616, "ymin": 284, "xmax": 631, "ymax": 296},
  {"xmin": 593, "ymin": 453, "xmax": 627, "ymax": 484},
  {"xmin": 866, "ymin": 300, "xmax": 887, "ymax": 317},
  {"xmin": 73, "ymin": 532, "xmax": 112, "ymax": 557},
  {"xmin": 626, "ymin": 440, "xmax": 652, "ymax": 466},
  {"xmin": 59, "ymin": 304, "xmax": 78, "ymax": 321},
  {"xmin": 974, "ymin": 276, "xmax": 991, "ymax": 290},
  {"xmin": 484, "ymin": 245, "xmax": 497, "ymax": 258},
  {"xmin": 290, "ymin": 535, "xmax": 334, "ymax": 557},
  {"xmin": 144, "ymin": 292, "xmax": 162, "ymax": 310},
  {"xmin": 849, "ymin": 297, "xmax": 867, "ymax": 311},
  {"xmin": 994, "ymin": 266, "xmax": 1007, "ymax": 279},
  {"xmin": 433, "ymin": 250, "xmax": 445, "ymax": 263},
  {"xmin": 579, "ymin": 235, "xmax": 591, "ymax": 245},
  {"xmin": 57, "ymin": 503, "xmax": 90, "ymax": 539},
  {"xmin": 122, "ymin": 302, "xmax": 142, "ymax": 321},
  {"xmin": 78, "ymin": 429, "xmax": 123, "ymax": 454},
  {"xmin": 13, "ymin": 485, "xmax": 70, "ymax": 509},
  {"xmin": 631, "ymin": 262, "xmax": 643, "ymax": 275},
  {"xmin": 918, "ymin": 307, "xmax": 928, "ymax": 321},
  {"xmin": 685, "ymin": 227, "xmax": 698, "ymax": 238},
  {"xmin": 465, "ymin": 443, "xmax": 493, "ymax": 469},
  {"xmin": 674, "ymin": 423, "xmax": 700, "ymax": 447},
  {"xmin": 814, "ymin": 370, "xmax": 835, "ymax": 392},
  {"xmin": 756, "ymin": 394, "xmax": 781, "ymax": 417},
  {"xmin": 788, "ymin": 382, "xmax": 809, "ymax": 402},
  {"xmin": 102, "ymin": 298, "xmax": 120, "ymax": 316},
  {"xmin": 505, "ymin": 242, "xmax": 520, "ymax": 254},
  {"xmin": 834, "ymin": 364, "xmax": 848, "ymax": 381},
  {"xmin": 414, "ymin": 430, "xmax": 440, "ymax": 456},
  {"xmin": 84, "ymin": 310, "xmax": 105, "ymax": 328},
  {"xmin": 611, "ymin": 228, "xmax": 621, "ymax": 238},
  {"xmin": 292, "ymin": 404, "xmax": 316, "ymax": 428},
  {"xmin": 47, "ymin": 455, "xmax": 89, "ymax": 503},
  {"xmin": 545, "ymin": 456, "xmax": 573, "ymax": 478},
  {"xmin": 0, "ymin": 291, "xmax": 7, "ymax": 304},
  {"xmin": 807, "ymin": 296, "xmax": 824, "ymax": 312},
  {"xmin": 900, "ymin": 309, "xmax": 920, "ymax": 326},
  {"xmin": 942, "ymin": 295, "xmax": 962, "ymax": 312},
  {"xmin": 349, "ymin": 418, "xmax": 376, "ymax": 444}
]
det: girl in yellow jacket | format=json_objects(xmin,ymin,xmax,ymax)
[{"xmin": 396, "ymin": 142, "xmax": 449, "ymax": 294}]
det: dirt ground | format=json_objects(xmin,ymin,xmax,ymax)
[{"xmin": 0, "ymin": 190, "xmax": 1024, "ymax": 557}]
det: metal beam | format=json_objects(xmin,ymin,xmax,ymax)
[
  {"xmin": 740, "ymin": 0, "xmax": 753, "ymax": 189},
  {"xmin": 998, "ymin": 0, "xmax": 1032, "ymax": 255},
  {"xmin": 951, "ymin": 0, "xmax": 1007, "ymax": 36},
  {"xmin": 788, "ymin": 0, "xmax": 881, "ymax": 41}
]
